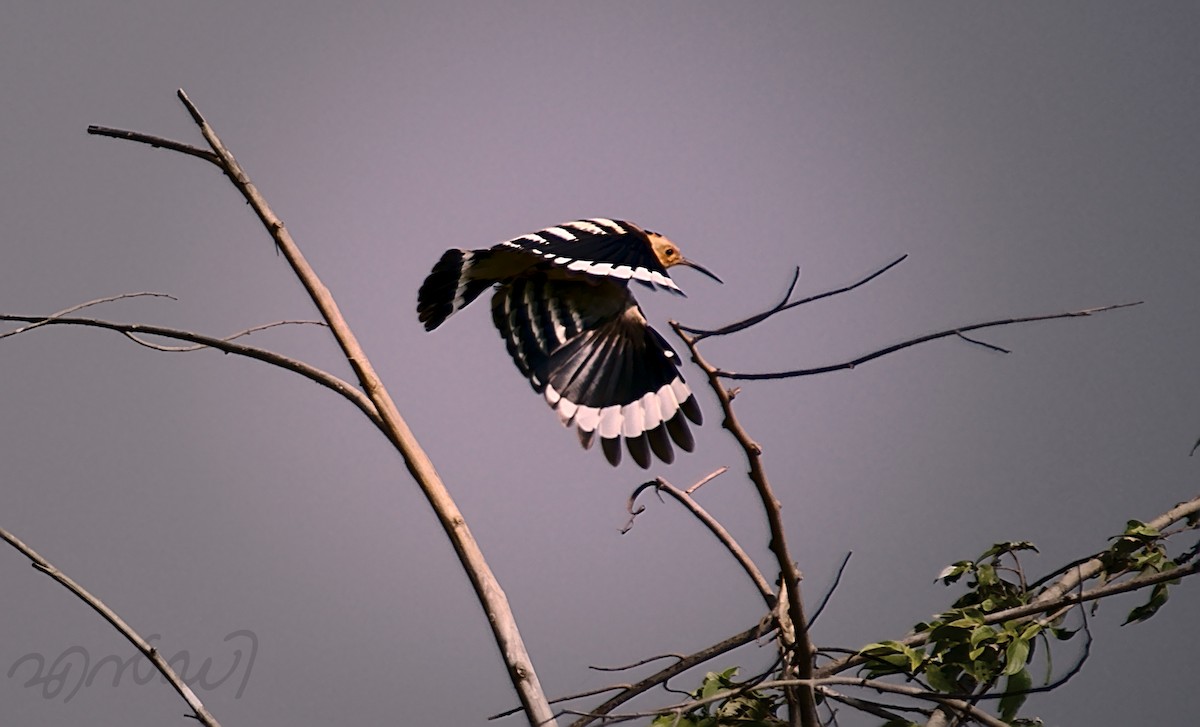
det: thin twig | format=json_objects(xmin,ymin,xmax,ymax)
[
  {"xmin": 87, "ymin": 125, "xmax": 221, "ymax": 166},
  {"xmin": 955, "ymin": 331, "xmax": 1010, "ymax": 354},
  {"xmin": 490, "ymin": 684, "xmax": 631, "ymax": 720},
  {"xmin": 678, "ymin": 254, "xmax": 908, "ymax": 341},
  {"xmin": 0, "ymin": 292, "xmax": 175, "ymax": 339},
  {"xmin": 589, "ymin": 654, "xmax": 684, "ymax": 673},
  {"xmin": 565, "ymin": 622, "xmax": 773, "ymax": 727},
  {"xmin": 716, "ymin": 302, "xmax": 1142, "ymax": 381},
  {"xmin": 123, "ymin": 319, "xmax": 327, "ymax": 352},
  {"xmin": 686, "ymin": 465, "xmax": 729, "ymax": 494},
  {"xmin": 628, "ymin": 476, "xmax": 775, "ymax": 606},
  {"xmin": 808, "ymin": 553, "xmax": 852, "ymax": 626},
  {"xmin": 0, "ymin": 313, "xmax": 382, "ymax": 430},
  {"xmin": 0, "ymin": 526, "xmax": 222, "ymax": 727},
  {"xmin": 822, "ymin": 688, "xmax": 926, "ymax": 723}
]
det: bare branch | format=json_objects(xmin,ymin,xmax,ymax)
[
  {"xmin": 808, "ymin": 552, "xmax": 852, "ymax": 626},
  {"xmin": 716, "ymin": 302, "xmax": 1143, "ymax": 381},
  {"xmin": 822, "ymin": 688, "xmax": 924, "ymax": 723},
  {"xmin": 87, "ymin": 125, "xmax": 220, "ymax": 166},
  {"xmin": 589, "ymin": 654, "xmax": 685, "ymax": 673},
  {"xmin": 162, "ymin": 89, "xmax": 556, "ymax": 726},
  {"xmin": 955, "ymin": 331, "xmax": 1010, "ymax": 354},
  {"xmin": 0, "ymin": 292, "xmax": 176, "ymax": 339},
  {"xmin": 672, "ymin": 322, "xmax": 818, "ymax": 727},
  {"xmin": 678, "ymin": 254, "xmax": 908, "ymax": 341},
  {"xmin": 566, "ymin": 622, "xmax": 772, "ymax": 727},
  {"xmin": 0, "ymin": 313, "xmax": 383, "ymax": 430},
  {"xmin": 0, "ymin": 526, "xmax": 222, "ymax": 727},
  {"xmin": 686, "ymin": 465, "xmax": 729, "ymax": 495},
  {"xmin": 490, "ymin": 685, "xmax": 631, "ymax": 721},
  {"xmin": 123, "ymin": 319, "xmax": 327, "ymax": 352},
  {"xmin": 627, "ymin": 475, "xmax": 775, "ymax": 607}
]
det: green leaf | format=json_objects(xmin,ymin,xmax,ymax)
[
  {"xmin": 976, "ymin": 563, "xmax": 998, "ymax": 586},
  {"xmin": 999, "ymin": 668, "xmax": 1033, "ymax": 722},
  {"xmin": 1123, "ymin": 520, "xmax": 1160, "ymax": 538},
  {"xmin": 970, "ymin": 624, "xmax": 997, "ymax": 648},
  {"xmin": 1123, "ymin": 582, "xmax": 1170, "ymax": 624},
  {"xmin": 1004, "ymin": 638, "xmax": 1031, "ymax": 675},
  {"xmin": 925, "ymin": 664, "xmax": 959, "ymax": 693}
]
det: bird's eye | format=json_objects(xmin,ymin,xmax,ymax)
[{"xmin": 665, "ymin": 247, "xmax": 677, "ymax": 258}]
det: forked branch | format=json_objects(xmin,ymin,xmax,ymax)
[
  {"xmin": 678, "ymin": 254, "xmax": 908, "ymax": 342},
  {"xmin": 672, "ymin": 322, "xmax": 819, "ymax": 727}
]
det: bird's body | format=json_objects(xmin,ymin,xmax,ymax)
[{"xmin": 417, "ymin": 218, "xmax": 719, "ymax": 468}]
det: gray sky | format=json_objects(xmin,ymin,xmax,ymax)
[{"xmin": 2, "ymin": 3, "xmax": 1198, "ymax": 725}]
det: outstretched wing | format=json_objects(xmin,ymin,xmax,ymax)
[
  {"xmin": 499, "ymin": 218, "xmax": 685, "ymax": 294},
  {"xmin": 491, "ymin": 275, "xmax": 701, "ymax": 467}
]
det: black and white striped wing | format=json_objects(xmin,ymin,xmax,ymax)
[
  {"xmin": 499, "ymin": 218, "xmax": 685, "ymax": 294},
  {"xmin": 491, "ymin": 276, "xmax": 701, "ymax": 468}
]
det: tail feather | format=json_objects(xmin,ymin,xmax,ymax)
[{"xmin": 417, "ymin": 249, "xmax": 499, "ymax": 331}]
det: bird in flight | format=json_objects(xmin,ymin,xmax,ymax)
[{"xmin": 417, "ymin": 218, "xmax": 721, "ymax": 468}]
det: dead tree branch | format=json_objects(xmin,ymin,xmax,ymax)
[
  {"xmin": 678, "ymin": 254, "xmax": 908, "ymax": 341},
  {"xmin": 82, "ymin": 90, "xmax": 555, "ymax": 725},
  {"xmin": 624, "ymin": 472, "xmax": 776, "ymax": 607},
  {"xmin": 0, "ymin": 292, "xmax": 175, "ymax": 339},
  {"xmin": 0, "ymin": 526, "xmax": 222, "ymax": 727},
  {"xmin": 672, "ymin": 322, "xmax": 819, "ymax": 727},
  {"xmin": 87, "ymin": 125, "xmax": 220, "ymax": 166},
  {"xmin": 1, "ymin": 312, "xmax": 382, "ymax": 429}
]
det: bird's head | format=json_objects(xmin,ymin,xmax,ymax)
[{"xmin": 645, "ymin": 230, "xmax": 723, "ymax": 284}]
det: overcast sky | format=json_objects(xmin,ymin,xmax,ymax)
[{"xmin": 2, "ymin": 3, "xmax": 1198, "ymax": 726}]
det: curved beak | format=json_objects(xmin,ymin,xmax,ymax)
[{"xmin": 678, "ymin": 258, "xmax": 723, "ymax": 284}]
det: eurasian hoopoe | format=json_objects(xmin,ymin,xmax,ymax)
[{"xmin": 417, "ymin": 218, "xmax": 721, "ymax": 468}]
